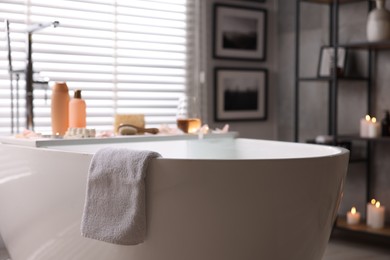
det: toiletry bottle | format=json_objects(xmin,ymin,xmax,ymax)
[
  {"xmin": 381, "ymin": 110, "xmax": 390, "ymax": 136},
  {"xmin": 51, "ymin": 82, "xmax": 69, "ymax": 135},
  {"xmin": 69, "ymin": 89, "xmax": 86, "ymax": 128}
]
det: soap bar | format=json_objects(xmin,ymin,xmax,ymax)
[
  {"xmin": 114, "ymin": 114, "xmax": 145, "ymax": 134},
  {"xmin": 64, "ymin": 128, "xmax": 96, "ymax": 139}
]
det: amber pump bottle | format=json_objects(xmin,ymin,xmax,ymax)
[
  {"xmin": 69, "ymin": 89, "xmax": 86, "ymax": 128},
  {"xmin": 51, "ymin": 82, "xmax": 69, "ymax": 135}
]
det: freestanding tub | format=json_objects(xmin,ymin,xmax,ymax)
[{"xmin": 0, "ymin": 136, "xmax": 349, "ymax": 260}]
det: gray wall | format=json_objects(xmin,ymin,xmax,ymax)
[
  {"xmin": 202, "ymin": 0, "xmax": 278, "ymax": 139},
  {"xmin": 278, "ymin": 0, "xmax": 390, "ymax": 220}
]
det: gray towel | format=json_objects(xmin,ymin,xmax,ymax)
[{"xmin": 81, "ymin": 147, "xmax": 161, "ymax": 245}]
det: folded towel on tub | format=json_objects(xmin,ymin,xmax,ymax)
[{"xmin": 81, "ymin": 147, "xmax": 161, "ymax": 245}]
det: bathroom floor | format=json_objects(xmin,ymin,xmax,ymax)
[{"xmin": 0, "ymin": 238, "xmax": 389, "ymax": 260}]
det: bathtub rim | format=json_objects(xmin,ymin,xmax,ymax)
[
  {"xmin": 0, "ymin": 138, "xmax": 350, "ymax": 161},
  {"xmin": 0, "ymin": 132, "xmax": 238, "ymax": 148}
]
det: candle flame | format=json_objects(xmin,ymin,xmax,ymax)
[
  {"xmin": 371, "ymin": 199, "xmax": 376, "ymax": 205},
  {"xmin": 351, "ymin": 207, "xmax": 357, "ymax": 214},
  {"xmin": 372, "ymin": 117, "xmax": 377, "ymax": 123},
  {"xmin": 376, "ymin": 201, "xmax": 381, "ymax": 208},
  {"xmin": 365, "ymin": 115, "xmax": 371, "ymax": 121}
]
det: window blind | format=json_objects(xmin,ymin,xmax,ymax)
[{"xmin": 0, "ymin": 0, "xmax": 196, "ymax": 135}]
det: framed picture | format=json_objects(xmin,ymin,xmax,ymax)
[
  {"xmin": 213, "ymin": 4, "xmax": 267, "ymax": 61},
  {"xmin": 317, "ymin": 46, "xmax": 347, "ymax": 77},
  {"xmin": 214, "ymin": 68, "xmax": 267, "ymax": 121}
]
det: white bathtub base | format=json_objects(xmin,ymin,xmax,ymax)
[{"xmin": 0, "ymin": 138, "xmax": 349, "ymax": 260}]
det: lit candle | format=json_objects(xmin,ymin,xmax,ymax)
[
  {"xmin": 360, "ymin": 115, "xmax": 371, "ymax": 137},
  {"xmin": 367, "ymin": 117, "xmax": 381, "ymax": 138},
  {"xmin": 347, "ymin": 207, "xmax": 361, "ymax": 225},
  {"xmin": 366, "ymin": 198, "xmax": 376, "ymax": 227},
  {"xmin": 371, "ymin": 201, "xmax": 385, "ymax": 229}
]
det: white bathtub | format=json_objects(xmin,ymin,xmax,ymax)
[{"xmin": 0, "ymin": 136, "xmax": 349, "ymax": 260}]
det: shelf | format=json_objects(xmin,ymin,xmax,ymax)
[
  {"xmin": 299, "ymin": 76, "xmax": 369, "ymax": 82},
  {"xmin": 349, "ymin": 157, "xmax": 367, "ymax": 163},
  {"xmin": 340, "ymin": 40, "xmax": 390, "ymax": 50},
  {"xmin": 302, "ymin": 0, "xmax": 366, "ymax": 5},
  {"xmin": 337, "ymin": 135, "xmax": 390, "ymax": 142},
  {"xmin": 336, "ymin": 216, "xmax": 390, "ymax": 238}
]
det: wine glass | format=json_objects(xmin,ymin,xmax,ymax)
[{"xmin": 176, "ymin": 95, "xmax": 201, "ymax": 134}]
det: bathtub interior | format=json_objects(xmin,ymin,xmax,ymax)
[{"xmin": 43, "ymin": 138, "xmax": 346, "ymax": 160}]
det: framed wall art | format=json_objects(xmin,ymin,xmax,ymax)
[
  {"xmin": 317, "ymin": 46, "xmax": 347, "ymax": 77},
  {"xmin": 213, "ymin": 4, "xmax": 267, "ymax": 61},
  {"xmin": 214, "ymin": 68, "xmax": 268, "ymax": 121}
]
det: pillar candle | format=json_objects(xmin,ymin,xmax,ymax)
[
  {"xmin": 347, "ymin": 207, "xmax": 361, "ymax": 225},
  {"xmin": 367, "ymin": 117, "xmax": 381, "ymax": 138},
  {"xmin": 366, "ymin": 199, "xmax": 376, "ymax": 227},
  {"xmin": 360, "ymin": 115, "xmax": 371, "ymax": 137},
  {"xmin": 371, "ymin": 201, "xmax": 385, "ymax": 229}
]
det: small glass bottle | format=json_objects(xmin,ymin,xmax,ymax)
[
  {"xmin": 381, "ymin": 110, "xmax": 390, "ymax": 137},
  {"xmin": 69, "ymin": 89, "xmax": 86, "ymax": 128}
]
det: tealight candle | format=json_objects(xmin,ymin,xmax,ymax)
[
  {"xmin": 367, "ymin": 117, "xmax": 381, "ymax": 138},
  {"xmin": 371, "ymin": 201, "xmax": 385, "ymax": 229},
  {"xmin": 366, "ymin": 198, "xmax": 376, "ymax": 227},
  {"xmin": 360, "ymin": 115, "xmax": 371, "ymax": 137},
  {"xmin": 347, "ymin": 207, "xmax": 361, "ymax": 225}
]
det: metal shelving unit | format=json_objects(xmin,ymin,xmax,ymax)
[
  {"xmin": 294, "ymin": 0, "xmax": 372, "ymax": 142},
  {"xmin": 294, "ymin": 0, "xmax": 390, "ymax": 239}
]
